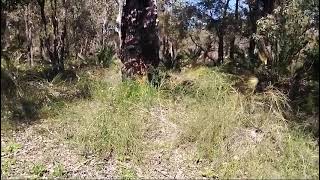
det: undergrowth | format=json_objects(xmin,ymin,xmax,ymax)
[
  {"xmin": 2, "ymin": 65, "xmax": 318, "ymax": 178},
  {"xmin": 50, "ymin": 75, "xmax": 159, "ymax": 162},
  {"xmin": 170, "ymin": 67, "xmax": 319, "ymax": 179},
  {"xmin": 45, "ymin": 66, "xmax": 319, "ymax": 178}
]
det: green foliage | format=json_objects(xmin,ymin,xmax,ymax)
[
  {"xmin": 201, "ymin": 168, "xmax": 219, "ymax": 179},
  {"xmin": 76, "ymin": 74, "xmax": 93, "ymax": 99},
  {"xmin": 1, "ymin": 67, "xmax": 318, "ymax": 179},
  {"xmin": 54, "ymin": 77, "xmax": 158, "ymax": 161},
  {"xmin": 305, "ymin": 43, "xmax": 319, "ymax": 81},
  {"xmin": 97, "ymin": 45, "xmax": 115, "ymax": 68},
  {"xmin": 3, "ymin": 142, "xmax": 22, "ymax": 154},
  {"xmin": 119, "ymin": 166, "xmax": 138, "ymax": 180},
  {"xmin": 1, "ymin": 0, "xmax": 319, "ymax": 176},
  {"xmin": 1, "ymin": 158, "xmax": 16, "ymax": 176},
  {"xmin": 255, "ymin": 0, "xmax": 318, "ymax": 75},
  {"xmin": 1, "ymin": 143, "xmax": 20, "ymax": 176},
  {"xmin": 52, "ymin": 164, "xmax": 65, "ymax": 177},
  {"xmin": 168, "ymin": 67, "xmax": 318, "ymax": 179},
  {"xmin": 30, "ymin": 163, "xmax": 47, "ymax": 177}
]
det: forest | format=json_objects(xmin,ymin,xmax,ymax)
[{"xmin": 1, "ymin": 0, "xmax": 319, "ymax": 178}]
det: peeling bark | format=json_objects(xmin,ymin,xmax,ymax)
[{"xmin": 117, "ymin": 0, "xmax": 160, "ymax": 81}]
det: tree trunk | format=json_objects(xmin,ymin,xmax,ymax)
[
  {"xmin": 229, "ymin": 37, "xmax": 235, "ymax": 60},
  {"xmin": 25, "ymin": 4, "xmax": 33, "ymax": 67},
  {"xmin": 38, "ymin": 0, "xmax": 54, "ymax": 66},
  {"xmin": 229, "ymin": 0, "xmax": 239, "ymax": 61},
  {"xmin": 248, "ymin": 0, "xmax": 258, "ymax": 66},
  {"xmin": 1, "ymin": 5, "xmax": 6, "ymax": 52},
  {"xmin": 38, "ymin": 0, "xmax": 67, "ymax": 77},
  {"xmin": 118, "ymin": 0, "xmax": 160, "ymax": 81},
  {"xmin": 218, "ymin": 32, "xmax": 224, "ymax": 64},
  {"xmin": 62, "ymin": 0, "xmax": 68, "ymax": 59},
  {"xmin": 1, "ymin": 6, "xmax": 11, "ymax": 71},
  {"xmin": 263, "ymin": 0, "xmax": 275, "ymax": 15},
  {"xmin": 102, "ymin": 19, "xmax": 106, "ymax": 47},
  {"xmin": 217, "ymin": 0, "xmax": 230, "ymax": 65},
  {"xmin": 38, "ymin": 0, "xmax": 51, "ymax": 65},
  {"xmin": 50, "ymin": 0, "xmax": 65, "ymax": 72}
]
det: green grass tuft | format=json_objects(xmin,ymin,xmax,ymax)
[
  {"xmin": 51, "ymin": 77, "xmax": 159, "ymax": 161},
  {"xmin": 4, "ymin": 66, "xmax": 316, "ymax": 179},
  {"xmin": 30, "ymin": 163, "xmax": 47, "ymax": 177}
]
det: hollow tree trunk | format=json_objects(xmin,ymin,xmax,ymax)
[{"xmin": 118, "ymin": 0, "xmax": 160, "ymax": 81}]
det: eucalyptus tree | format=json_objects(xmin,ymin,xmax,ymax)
[
  {"xmin": 117, "ymin": 0, "xmax": 160, "ymax": 81},
  {"xmin": 193, "ymin": 0, "xmax": 230, "ymax": 65}
]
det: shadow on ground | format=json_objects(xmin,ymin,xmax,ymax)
[{"xmin": 1, "ymin": 67, "xmax": 93, "ymax": 129}]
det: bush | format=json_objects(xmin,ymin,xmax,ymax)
[
  {"xmin": 255, "ymin": 0, "xmax": 318, "ymax": 75},
  {"xmin": 97, "ymin": 45, "xmax": 115, "ymax": 68}
]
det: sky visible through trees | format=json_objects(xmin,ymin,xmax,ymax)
[
  {"xmin": 185, "ymin": 0, "xmax": 239, "ymax": 10},
  {"xmin": 1, "ymin": 0, "xmax": 318, "ymax": 178}
]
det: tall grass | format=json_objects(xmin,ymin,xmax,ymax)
[
  {"xmin": 42, "ymin": 66, "xmax": 318, "ymax": 178},
  {"xmin": 167, "ymin": 67, "xmax": 319, "ymax": 179},
  {"xmin": 51, "ymin": 76, "xmax": 158, "ymax": 161}
]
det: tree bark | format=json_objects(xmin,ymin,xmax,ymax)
[
  {"xmin": 217, "ymin": 0, "xmax": 230, "ymax": 65},
  {"xmin": 25, "ymin": 4, "xmax": 33, "ymax": 67},
  {"xmin": 229, "ymin": 0, "xmax": 239, "ymax": 61},
  {"xmin": 262, "ymin": 0, "xmax": 275, "ymax": 15},
  {"xmin": 118, "ymin": 0, "xmax": 160, "ymax": 81},
  {"xmin": 248, "ymin": 0, "xmax": 258, "ymax": 65},
  {"xmin": 218, "ymin": 32, "xmax": 224, "ymax": 64},
  {"xmin": 37, "ymin": 0, "xmax": 67, "ymax": 77},
  {"xmin": 50, "ymin": 0, "xmax": 64, "ymax": 72},
  {"xmin": 1, "ymin": 5, "xmax": 7, "ymax": 53},
  {"xmin": 1, "ymin": 4, "xmax": 11, "ymax": 71}
]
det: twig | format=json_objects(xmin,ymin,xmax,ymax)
[{"xmin": 155, "ymin": 169, "xmax": 169, "ymax": 177}]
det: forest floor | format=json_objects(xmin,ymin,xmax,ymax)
[{"xmin": 1, "ymin": 63, "xmax": 319, "ymax": 179}]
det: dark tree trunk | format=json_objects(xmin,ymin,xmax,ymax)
[
  {"xmin": 37, "ymin": 0, "xmax": 67, "ymax": 78},
  {"xmin": 229, "ymin": 37, "xmax": 235, "ymax": 60},
  {"xmin": 249, "ymin": 36, "xmax": 256, "ymax": 59},
  {"xmin": 1, "ymin": 5, "xmax": 7, "ymax": 62},
  {"xmin": 1, "ymin": 6, "xmax": 7, "ymax": 51},
  {"xmin": 217, "ymin": 0, "xmax": 230, "ymax": 65},
  {"xmin": 24, "ymin": 4, "xmax": 33, "ymax": 67},
  {"xmin": 229, "ymin": 0, "xmax": 239, "ymax": 61},
  {"xmin": 118, "ymin": 0, "xmax": 160, "ymax": 81},
  {"xmin": 248, "ymin": 0, "xmax": 258, "ymax": 66},
  {"xmin": 1, "ymin": 5, "xmax": 12, "ymax": 71},
  {"xmin": 37, "ymin": 0, "xmax": 48, "ymax": 64},
  {"xmin": 62, "ymin": 0, "xmax": 69, "ymax": 59},
  {"xmin": 50, "ymin": 0, "xmax": 65, "ymax": 73},
  {"xmin": 218, "ymin": 32, "xmax": 224, "ymax": 65},
  {"xmin": 38, "ymin": 0, "xmax": 54, "ymax": 68},
  {"xmin": 263, "ymin": 0, "xmax": 275, "ymax": 15}
]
